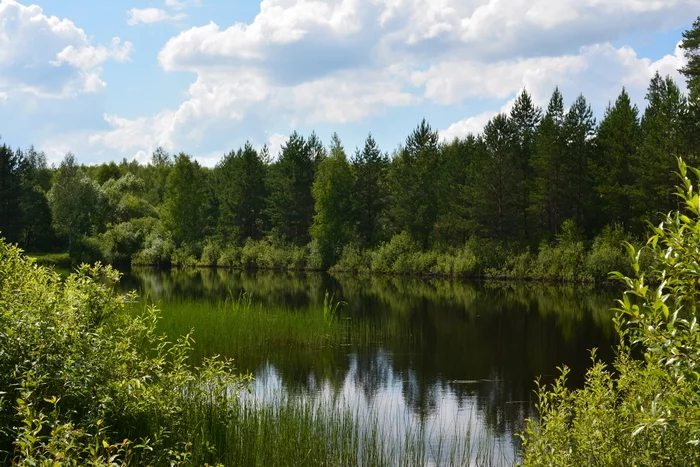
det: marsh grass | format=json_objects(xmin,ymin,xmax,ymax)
[
  {"xmin": 151, "ymin": 294, "xmax": 514, "ymax": 466},
  {"xmin": 154, "ymin": 293, "xmax": 418, "ymax": 363},
  {"xmin": 177, "ymin": 389, "xmax": 513, "ymax": 466}
]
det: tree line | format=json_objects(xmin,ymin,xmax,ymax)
[{"xmin": 1, "ymin": 20, "xmax": 699, "ymax": 275}]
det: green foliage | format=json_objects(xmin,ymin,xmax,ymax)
[
  {"xmin": 0, "ymin": 239, "xmax": 252, "ymax": 465},
  {"xmin": 266, "ymin": 132, "xmax": 317, "ymax": 246},
  {"xmin": 215, "ymin": 143, "xmax": 267, "ymax": 242},
  {"xmin": 163, "ymin": 154, "xmax": 207, "ymax": 246},
  {"xmin": 311, "ymin": 133, "xmax": 355, "ymax": 267},
  {"xmin": 69, "ymin": 235, "xmax": 105, "ymax": 264},
  {"xmin": 200, "ymin": 240, "xmax": 222, "ymax": 267},
  {"xmin": 388, "ymin": 119, "xmax": 442, "ymax": 248},
  {"xmin": 520, "ymin": 158, "xmax": 700, "ymax": 466},
  {"xmin": 680, "ymin": 16, "xmax": 700, "ymax": 102},
  {"xmin": 593, "ymin": 88, "xmax": 641, "ymax": 230},
  {"xmin": 132, "ymin": 231, "xmax": 175, "ymax": 267},
  {"xmin": 48, "ymin": 153, "xmax": 107, "ymax": 249},
  {"xmin": 0, "ymin": 143, "xmax": 24, "ymax": 244},
  {"xmin": 584, "ymin": 224, "xmax": 632, "ymax": 281},
  {"xmin": 101, "ymin": 218, "xmax": 157, "ymax": 266},
  {"xmin": 353, "ymin": 133, "xmax": 390, "ymax": 247}
]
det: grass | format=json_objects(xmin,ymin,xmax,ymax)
[
  {"xmin": 25, "ymin": 251, "xmax": 71, "ymax": 268},
  {"xmin": 175, "ymin": 388, "xmax": 514, "ymax": 466},
  {"xmin": 154, "ymin": 293, "xmax": 419, "ymax": 364}
]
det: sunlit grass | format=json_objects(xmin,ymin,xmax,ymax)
[
  {"xmin": 176, "ymin": 388, "xmax": 514, "ymax": 466},
  {"xmin": 154, "ymin": 293, "xmax": 418, "ymax": 363}
]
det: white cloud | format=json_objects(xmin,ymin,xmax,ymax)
[
  {"xmin": 127, "ymin": 8, "xmax": 186, "ymax": 26},
  {"xmin": 0, "ymin": 0, "xmax": 132, "ymax": 98},
  {"xmin": 266, "ymin": 133, "xmax": 288, "ymax": 160},
  {"xmin": 164, "ymin": 0, "xmax": 200, "ymax": 11},
  {"xmin": 440, "ymin": 111, "xmax": 497, "ymax": 142},
  {"xmin": 437, "ymin": 43, "xmax": 688, "ymax": 141},
  {"xmin": 44, "ymin": 0, "xmax": 697, "ymax": 162}
]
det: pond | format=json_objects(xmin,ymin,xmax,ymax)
[{"xmin": 121, "ymin": 269, "xmax": 618, "ymax": 464}]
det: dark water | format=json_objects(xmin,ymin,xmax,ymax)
[{"xmin": 121, "ymin": 269, "xmax": 618, "ymax": 462}]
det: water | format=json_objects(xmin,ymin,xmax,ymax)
[{"xmin": 121, "ymin": 268, "xmax": 618, "ymax": 464}]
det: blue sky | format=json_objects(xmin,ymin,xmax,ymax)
[{"xmin": 0, "ymin": 0, "xmax": 697, "ymax": 166}]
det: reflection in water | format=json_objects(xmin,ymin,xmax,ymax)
[{"xmin": 122, "ymin": 268, "xmax": 618, "ymax": 462}]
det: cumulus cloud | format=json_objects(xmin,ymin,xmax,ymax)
[
  {"xmin": 0, "ymin": 0, "xmax": 132, "ymax": 97},
  {"xmin": 436, "ymin": 43, "xmax": 688, "ymax": 140},
  {"xmin": 71, "ymin": 0, "xmax": 697, "ymax": 161},
  {"xmin": 164, "ymin": 0, "xmax": 200, "ymax": 10},
  {"xmin": 127, "ymin": 8, "xmax": 187, "ymax": 26}
]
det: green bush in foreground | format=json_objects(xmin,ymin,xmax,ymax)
[
  {"xmin": 0, "ymin": 241, "xmax": 251, "ymax": 465},
  {"xmin": 520, "ymin": 158, "xmax": 700, "ymax": 466}
]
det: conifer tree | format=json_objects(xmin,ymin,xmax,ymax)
[
  {"xmin": 510, "ymin": 90, "xmax": 542, "ymax": 240},
  {"xmin": 388, "ymin": 119, "xmax": 442, "ymax": 248},
  {"xmin": 352, "ymin": 134, "xmax": 389, "ymax": 247},
  {"xmin": 266, "ymin": 132, "xmax": 317, "ymax": 245},
  {"xmin": 530, "ymin": 87, "xmax": 566, "ymax": 236},
  {"xmin": 593, "ymin": 88, "xmax": 641, "ymax": 230},
  {"xmin": 162, "ymin": 154, "xmax": 206, "ymax": 245}
]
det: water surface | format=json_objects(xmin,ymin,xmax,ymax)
[{"xmin": 121, "ymin": 269, "xmax": 618, "ymax": 463}]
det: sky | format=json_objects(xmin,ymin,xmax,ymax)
[{"xmin": 0, "ymin": 0, "xmax": 697, "ymax": 166}]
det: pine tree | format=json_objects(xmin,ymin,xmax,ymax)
[
  {"xmin": 562, "ymin": 94, "xmax": 596, "ymax": 233},
  {"xmin": 352, "ymin": 134, "xmax": 389, "ymax": 247},
  {"xmin": 472, "ymin": 114, "xmax": 519, "ymax": 239},
  {"xmin": 388, "ymin": 119, "xmax": 442, "ymax": 248},
  {"xmin": 530, "ymin": 87, "xmax": 566, "ymax": 237},
  {"xmin": 266, "ymin": 132, "xmax": 317, "ymax": 245},
  {"xmin": 510, "ymin": 90, "xmax": 542, "ymax": 240},
  {"xmin": 593, "ymin": 88, "xmax": 641, "ymax": 230},
  {"xmin": 0, "ymin": 143, "xmax": 23, "ymax": 244},
  {"xmin": 636, "ymin": 73, "xmax": 687, "ymax": 219},
  {"xmin": 216, "ymin": 143, "xmax": 268, "ymax": 242}
]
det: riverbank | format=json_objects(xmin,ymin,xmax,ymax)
[{"xmin": 125, "ymin": 225, "xmax": 641, "ymax": 284}]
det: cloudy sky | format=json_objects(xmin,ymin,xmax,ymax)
[{"xmin": 0, "ymin": 0, "xmax": 696, "ymax": 166}]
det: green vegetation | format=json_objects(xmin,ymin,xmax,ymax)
[
  {"xmin": 2, "ymin": 240, "xmax": 516, "ymax": 466},
  {"xmin": 519, "ymin": 158, "xmax": 700, "ymax": 465},
  {"xmin": 154, "ymin": 293, "xmax": 414, "ymax": 363},
  {"xmin": 3, "ymin": 17, "xmax": 700, "ymax": 280}
]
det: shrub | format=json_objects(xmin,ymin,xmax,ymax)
[
  {"xmin": 200, "ymin": 240, "xmax": 222, "ymax": 267},
  {"xmin": 0, "ymin": 240, "xmax": 251, "ymax": 465},
  {"xmin": 584, "ymin": 224, "xmax": 632, "ymax": 281},
  {"xmin": 520, "ymin": 158, "xmax": 700, "ymax": 466},
  {"xmin": 132, "ymin": 231, "xmax": 175, "ymax": 267},
  {"xmin": 370, "ymin": 232, "xmax": 419, "ymax": 274},
  {"xmin": 218, "ymin": 245, "xmax": 242, "ymax": 268},
  {"xmin": 306, "ymin": 240, "xmax": 324, "ymax": 271},
  {"xmin": 69, "ymin": 235, "xmax": 104, "ymax": 264}
]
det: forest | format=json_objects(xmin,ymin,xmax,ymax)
[{"xmin": 1, "ymin": 24, "xmax": 699, "ymax": 282}]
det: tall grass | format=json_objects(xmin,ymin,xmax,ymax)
[
  {"xmin": 175, "ymin": 388, "xmax": 514, "ymax": 466},
  {"xmin": 155, "ymin": 293, "xmax": 418, "ymax": 363}
]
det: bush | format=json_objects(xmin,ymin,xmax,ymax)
[
  {"xmin": 69, "ymin": 235, "xmax": 104, "ymax": 264},
  {"xmin": 584, "ymin": 224, "xmax": 632, "ymax": 281},
  {"xmin": 520, "ymin": 158, "xmax": 700, "ymax": 466},
  {"xmin": 330, "ymin": 243, "xmax": 372, "ymax": 274},
  {"xmin": 200, "ymin": 240, "xmax": 222, "ymax": 267},
  {"xmin": 101, "ymin": 217, "xmax": 157, "ymax": 266},
  {"xmin": 370, "ymin": 232, "xmax": 419, "ymax": 274},
  {"xmin": 0, "ymin": 240, "xmax": 251, "ymax": 465},
  {"xmin": 132, "ymin": 231, "xmax": 175, "ymax": 267},
  {"xmin": 218, "ymin": 245, "xmax": 243, "ymax": 268},
  {"xmin": 171, "ymin": 244, "xmax": 199, "ymax": 268}
]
